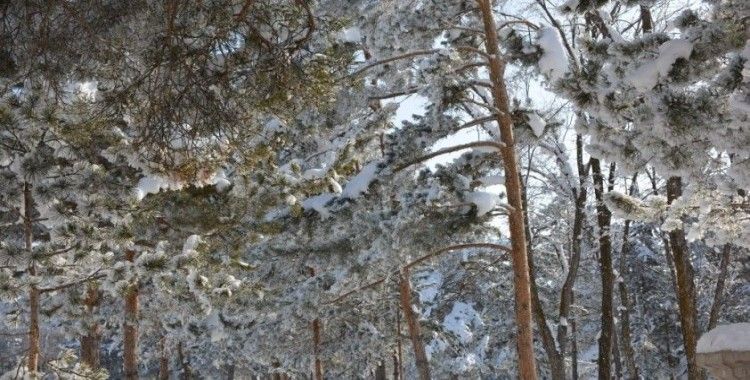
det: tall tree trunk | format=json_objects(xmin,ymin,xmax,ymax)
[
  {"xmin": 707, "ymin": 244, "xmax": 731, "ymax": 330},
  {"xmin": 398, "ymin": 269, "xmax": 430, "ymax": 380},
  {"xmin": 618, "ymin": 219, "xmax": 639, "ymax": 380},
  {"xmin": 81, "ymin": 282, "xmax": 101, "ymax": 370},
  {"xmin": 159, "ymin": 337, "xmax": 169, "ymax": 380},
  {"xmin": 23, "ymin": 182, "xmax": 40, "ymax": 375},
  {"xmin": 522, "ymin": 176, "xmax": 565, "ymax": 380},
  {"xmin": 396, "ymin": 304, "xmax": 403, "ymax": 380},
  {"xmin": 312, "ymin": 318, "xmax": 323, "ymax": 380},
  {"xmin": 177, "ymin": 342, "xmax": 192, "ymax": 380},
  {"xmin": 591, "ymin": 159, "xmax": 614, "ymax": 379},
  {"xmin": 124, "ymin": 249, "xmax": 139, "ymax": 380},
  {"xmin": 393, "ymin": 353, "xmax": 400, "ymax": 380},
  {"xmin": 375, "ymin": 360, "xmax": 386, "ymax": 380},
  {"xmin": 571, "ymin": 317, "xmax": 579, "ymax": 380},
  {"xmin": 476, "ymin": 1, "xmax": 537, "ymax": 377},
  {"xmin": 308, "ymin": 267, "xmax": 324, "ymax": 380},
  {"xmin": 666, "ymin": 176, "xmax": 699, "ymax": 380},
  {"xmin": 618, "ymin": 175, "xmax": 640, "ymax": 380},
  {"xmin": 558, "ymin": 134, "xmax": 588, "ymax": 365}
]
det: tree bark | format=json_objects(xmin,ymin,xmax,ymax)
[
  {"xmin": 159, "ymin": 337, "xmax": 169, "ymax": 380},
  {"xmin": 591, "ymin": 159, "xmax": 614, "ymax": 379},
  {"xmin": 81, "ymin": 282, "xmax": 101, "ymax": 370},
  {"xmin": 476, "ymin": 1, "xmax": 538, "ymax": 378},
  {"xmin": 707, "ymin": 244, "xmax": 731, "ymax": 330},
  {"xmin": 23, "ymin": 182, "xmax": 40, "ymax": 375},
  {"xmin": 666, "ymin": 176, "xmax": 700, "ymax": 380},
  {"xmin": 398, "ymin": 269, "xmax": 430, "ymax": 380},
  {"xmin": 124, "ymin": 249, "xmax": 139, "ymax": 380}
]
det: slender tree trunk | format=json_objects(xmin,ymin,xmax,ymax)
[
  {"xmin": 571, "ymin": 317, "xmax": 579, "ymax": 380},
  {"xmin": 522, "ymin": 177, "xmax": 565, "ymax": 380},
  {"xmin": 375, "ymin": 360, "xmax": 386, "ymax": 380},
  {"xmin": 393, "ymin": 353, "xmax": 400, "ymax": 380},
  {"xmin": 707, "ymin": 244, "xmax": 731, "ymax": 330},
  {"xmin": 476, "ymin": 1, "xmax": 537, "ymax": 377},
  {"xmin": 618, "ymin": 219, "xmax": 639, "ymax": 380},
  {"xmin": 612, "ymin": 326, "xmax": 623, "ymax": 379},
  {"xmin": 666, "ymin": 177, "xmax": 700, "ymax": 380},
  {"xmin": 312, "ymin": 318, "xmax": 323, "ymax": 380},
  {"xmin": 308, "ymin": 267, "xmax": 324, "ymax": 380},
  {"xmin": 591, "ymin": 159, "xmax": 614, "ymax": 379},
  {"xmin": 396, "ymin": 303, "xmax": 403, "ymax": 380},
  {"xmin": 81, "ymin": 282, "xmax": 101, "ymax": 370},
  {"xmin": 177, "ymin": 342, "xmax": 191, "ymax": 380},
  {"xmin": 558, "ymin": 135, "xmax": 588, "ymax": 366},
  {"xmin": 124, "ymin": 249, "xmax": 139, "ymax": 380},
  {"xmin": 398, "ymin": 269, "xmax": 430, "ymax": 380},
  {"xmin": 23, "ymin": 182, "xmax": 40, "ymax": 375},
  {"xmin": 159, "ymin": 337, "xmax": 169, "ymax": 380}
]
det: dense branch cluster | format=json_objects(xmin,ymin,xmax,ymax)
[{"xmin": 0, "ymin": 0, "xmax": 748, "ymax": 379}]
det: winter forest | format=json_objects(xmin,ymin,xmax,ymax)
[{"xmin": 0, "ymin": 0, "xmax": 749, "ymax": 379}]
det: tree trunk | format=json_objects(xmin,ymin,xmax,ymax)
[
  {"xmin": 398, "ymin": 269, "xmax": 430, "ymax": 380},
  {"xmin": 618, "ymin": 219, "xmax": 639, "ymax": 380},
  {"xmin": 666, "ymin": 176, "xmax": 700, "ymax": 380},
  {"xmin": 393, "ymin": 353, "xmax": 400, "ymax": 380},
  {"xmin": 592, "ymin": 159, "xmax": 614, "ymax": 380},
  {"xmin": 476, "ymin": 1, "xmax": 537, "ymax": 378},
  {"xmin": 124, "ymin": 249, "xmax": 139, "ymax": 380},
  {"xmin": 558, "ymin": 134, "xmax": 588, "ymax": 366},
  {"xmin": 159, "ymin": 337, "xmax": 169, "ymax": 380},
  {"xmin": 571, "ymin": 318, "xmax": 579, "ymax": 380},
  {"xmin": 375, "ymin": 360, "xmax": 386, "ymax": 380},
  {"xmin": 177, "ymin": 342, "xmax": 191, "ymax": 380},
  {"xmin": 308, "ymin": 267, "xmax": 324, "ymax": 380},
  {"xmin": 522, "ymin": 176, "xmax": 565, "ymax": 380},
  {"xmin": 23, "ymin": 182, "xmax": 40, "ymax": 375},
  {"xmin": 707, "ymin": 244, "xmax": 731, "ymax": 330},
  {"xmin": 312, "ymin": 318, "xmax": 323, "ymax": 380},
  {"xmin": 81, "ymin": 282, "xmax": 101, "ymax": 370},
  {"xmin": 617, "ymin": 175, "xmax": 640, "ymax": 380}
]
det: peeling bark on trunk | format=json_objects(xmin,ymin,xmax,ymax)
[
  {"xmin": 592, "ymin": 159, "xmax": 614, "ymax": 380},
  {"xmin": 707, "ymin": 244, "xmax": 731, "ymax": 330},
  {"xmin": 476, "ymin": 1, "xmax": 537, "ymax": 377},
  {"xmin": 124, "ymin": 249, "xmax": 139, "ymax": 380},
  {"xmin": 666, "ymin": 176, "xmax": 700, "ymax": 380},
  {"xmin": 398, "ymin": 269, "xmax": 430, "ymax": 380},
  {"xmin": 23, "ymin": 182, "xmax": 40, "ymax": 375},
  {"xmin": 81, "ymin": 282, "xmax": 101, "ymax": 370}
]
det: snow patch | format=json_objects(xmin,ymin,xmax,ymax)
[
  {"xmin": 342, "ymin": 162, "xmax": 380, "ymax": 198},
  {"xmin": 697, "ymin": 323, "xmax": 750, "ymax": 353},
  {"xmin": 527, "ymin": 112, "xmax": 546, "ymax": 137},
  {"xmin": 537, "ymin": 27, "xmax": 570, "ymax": 82},
  {"xmin": 627, "ymin": 39, "xmax": 693, "ymax": 92},
  {"xmin": 465, "ymin": 191, "xmax": 498, "ymax": 216},
  {"xmin": 302, "ymin": 193, "xmax": 337, "ymax": 218},
  {"xmin": 443, "ymin": 302, "xmax": 483, "ymax": 344}
]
